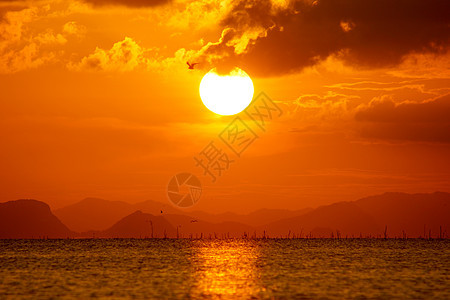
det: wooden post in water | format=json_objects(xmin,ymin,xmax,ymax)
[{"xmin": 146, "ymin": 220, "xmax": 153, "ymax": 238}]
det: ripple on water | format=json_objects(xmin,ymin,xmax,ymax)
[{"xmin": 0, "ymin": 239, "xmax": 449, "ymax": 299}]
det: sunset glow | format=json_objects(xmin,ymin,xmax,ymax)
[
  {"xmin": 1, "ymin": 0, "xmax": 449, "ymax": 298},
  {"xmin": 0, "ymin": 0, "xmax": 448, "ymax": 213}
]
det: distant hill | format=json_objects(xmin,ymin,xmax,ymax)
[
  {"xmin": 54, "ymin": 197, "xmax": 311, "ymax": 232},
  {"xmin": 354, "ymin": 192, "xmax": 450, "ymax": 237},
  {"xmin": 80, "ymin": 211, "xmax": 177, "ymax": 238},
  {"xmin": 54, "ymin": 198, "xmax": 142, "ymax": 232},
  {"xmin": 54, "ymin": 198, "xmax": 194, "ymax": 232},
  {"xmin": 259, "ymin": 192, "xmax": 450, "ymax": 238},
  {"xmin": 78, "ymin": 210, "xmax": 255, "ymax": 238},
  {"xmin": 2, "ymin": 192, "xmax": 449, "ymax": 238},
  {"xmin": 187, "ymin": 207, "xmax": 312, "ymax": 227},
  {"xmin": 259, "ymin": 201, "xmax": 381, "ymax": 238},
  {"xmin": 0, "ymin": 199, "xmax": 74, "ymax": 238}
]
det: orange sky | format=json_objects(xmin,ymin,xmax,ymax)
[{"xmin": 1, "ymin": 0, "xmax": 449, "ymax": 213}]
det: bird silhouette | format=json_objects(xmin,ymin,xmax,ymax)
[
  {"xmin": 190, "ymin": 219, "xmax": 198, "ymax": 223},
  {"xmin": 160, "ymin": 210, "xmax": 163, "ymax": 214},
  {"xmin": 187, "ymin": 62, "xmax": 199, "ymax": 70}
]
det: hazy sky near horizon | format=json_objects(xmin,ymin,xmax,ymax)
[{"xmin": 0, "ymin": 0, "xmax": 449, "ymax": 212}]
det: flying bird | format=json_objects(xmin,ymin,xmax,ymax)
[
  {"xmin": 190, "ymin": 219, "xmax": 198, "ymax": 223},
  {"xmin": 187, "ymin": 62, "xmax": 199, "ymax": 70}
]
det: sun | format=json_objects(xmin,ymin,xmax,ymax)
[{"xmin": 199, "ymin": 67, "xmax": 254, "ymax": 116}]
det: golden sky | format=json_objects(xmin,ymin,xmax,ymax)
[{"xmin": 1, "ymin": 0, "xmax": 449, "ymax": 212}]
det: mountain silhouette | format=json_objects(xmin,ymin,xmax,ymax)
[
  {"xmin": 54, "ymin": 197, "xmax": 311, "ymax": 231},
  {"xmin": 78, "ymin": 211, "xmax": 254, "ymax": 238},
  {"xmin": 81, "ymin": 210, "xmax": 177, "ymax": 238},
  {"xmin": 259, "ymin": 192, "xmax": 450, "ymax": 238},
  {"xmin": 187, "ymin": 207, "xmax": 312, "ymax": 227},
  {"xmin": 354, "ymin": 192, "xmax": 450, "ymax": 237},
  {"xmin": 0, "ymin": 199, "xmax": 74, "ymax": 238},
  {"xmin": 2, "ymin": 192, "xmax": 449, "ymax": 238},
  {"xmin": 259, "ymin": 201, "xmax": 381, "ymax": 238},
  {"xmin": 54, "ymin": 198, "xmax": 140, "ymax": 232}
]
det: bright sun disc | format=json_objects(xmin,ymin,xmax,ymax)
[{"xmin": 199, "ymin": 67, "xmax": 254, "ymax": 116}]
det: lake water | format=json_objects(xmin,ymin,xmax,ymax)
[{"xmin": 0, "ymin": 239, "xmax": 449, "ymax": 299}]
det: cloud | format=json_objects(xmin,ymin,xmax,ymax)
[
  {"xmin": 0, "ymin": 6, "xmax": 70, "ymax": 73},
  {"xmin": 82, "ymin": 0, "xmax": 172, "ymax": 7},
  {"xmin": 356, "ymin": 94, "xmax": 450, "ymax": 123},
  {"xmin": 388, "ymin": 51, "xmax": 450, "ymax": 79},
  {"xmin": 69, "ymin": 37, "xmax": 150, "ymax": 72},
  {"xmin": 0, "ymin": 7, "xmax": 37, "ymax": 47},
  {"xmin": 34, "ymin": 29, "xmax": 67, "ymax": 44},
  {"xmin": 355, "ymin": 94, "xmax": 450, "ymax": 143},
  {"xmin": 63, "ymin": 21, "xmax": 86, "ymax": 37},
  {"xmin": 164, "ymin": 0, "xmax": 233, "ymax": 30},
  {"xmin": 291, "ymin": 91, "xmax": 357, "ymax": 121},
  {"xmin": 193, "ymin": 0, "xmax": 450, "ymax": 76}
]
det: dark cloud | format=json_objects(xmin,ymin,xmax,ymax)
[
  {"xmin": 201, "ymin": 0, "xmax": 450, "ymax": 76},
  {"xmin": 355, "ymin": 94, "xmax": 450, "ymax": 143},
  {"xmin": 82, "ymin": 0, "xmax": 171, "ymax": 7}
]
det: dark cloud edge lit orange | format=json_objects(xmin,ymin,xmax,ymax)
[{"xmin": 195, "ymin": 0, "xmax": 450, "ymax": 77}]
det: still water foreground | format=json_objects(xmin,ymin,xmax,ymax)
[{"xmin": 0, "ymin": 239, "xmax": 449, "ymax": 299}]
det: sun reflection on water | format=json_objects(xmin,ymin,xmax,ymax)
[{"xmin": 190, "ymin": 240, "xmax": 264, "ymax": 299}]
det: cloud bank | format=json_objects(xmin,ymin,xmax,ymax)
[
  {"xmin": 69, "ymin": 37, "xmax": 149, "ymax": 72},
  {"xmin": 355, "ymin": 94, "xmax": 450, "ymax": 143},
  {"xmin": 195, "ymin": 0, "xmax": 450, "ymax": 76}
]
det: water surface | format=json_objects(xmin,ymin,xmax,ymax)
[{"xmin": 0, "ymin": 239, "xmax": 448, "ymax": 299}]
